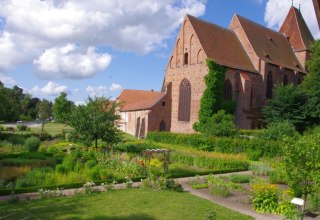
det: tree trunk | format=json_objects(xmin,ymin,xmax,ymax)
[
  {"xmin": 95, "ymin": 138, "xmax": 98, "ymax": 150},
  {"xmin": 41, "ymin": 120, "xmax": 45, "ymax": 131},
  {"xmin": 301, "ymin": 194, "xmax": 308, "ymax": 220}
]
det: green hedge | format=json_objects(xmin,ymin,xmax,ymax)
[{"xmin": 147, "ymin": 132, "xmax": 282, "ymax": 159}]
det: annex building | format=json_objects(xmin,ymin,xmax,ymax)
[{"xmin": 117, "ymin": 7, "xmax": 314, "ymax": 138}]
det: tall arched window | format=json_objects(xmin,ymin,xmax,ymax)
[
  {"xmin": 159, "ymin": 120, "xmax": 166, "ymax": 132},
  {"xmin": 224, "ymin": 79, "xmax": 232, "ymax": 101},
  {"xmin": 178, "ymin": 79, "xmax": 191, "ymax": 121},
  {"xmin": 283, "ymin": 75, "xmax": 288, "ymax": 85},
  {"xmin": 184, "ymin": 52, "xmax": 188, "ymax": 65},
  {"xmin": 266, "ymin": 72, "xmax": 273, "ymax": 99}
]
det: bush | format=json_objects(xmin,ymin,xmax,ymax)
[
  {"xmin": 0, "ymin": 125, "xmax": 4, "ymax": 131},
  {"xmin": 8, "ymin": 135, "xmax": 25, "ymax": 145},
  {"xmin": 230, "ymin": 174, "xmax": 250, "ymax": 183},
  {"xmin": 37, "ymin": 132, "xmax": 52, "ymax": 141},
  {"xmin": 207, "ymin": 175, "xmax": 230, "ymax": 197},
  {"xmin": 249, "ymin": 163, "xmax": 271, "ymax": 176},
  {"xmin": 268, "ymin": 169, "xmax": 287, "ymax": 184},
  {"xmin": 259, "ymin": 121, "xmax": 299, "ymax": 141},
  {"xmin": 198, "ymin": 110, "xmax": 238, "ymax": 137},
  {"xmin": 25, "ymin": 136, "xmax": 41, "ymax": 152},
  {"xmin": 251, "ymin": 183, "xmax": 279, "ymax": 213},
  {"xmin": 56, "ymin": 164, "xmax": 67, "ymax": 174},
  {"xmin": 85, "ymin": 160, "xmax": 97, "ymax": 169},
  {"xmin": 6, "ymin": 127, "xmax": 15, "ymax": 132},
  {"xmin": 17, "ymin": 124, "xmax": 27, "ymax": 131},
  {"xmin": 89, "ymin": 166, "xmax": 102, "ymax": 180}
]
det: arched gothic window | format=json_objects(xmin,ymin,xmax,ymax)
[
  {"xmin": 266, "ymin": 72, "xmax": 273, "ymax": 99},
  {"xmin": 159, "ymin": 120, "xmax": 166, "ymax": 132},
  {"xmin": 178, "ymin": 79, "xmax": 191, "ymax": 121},
  {"xmin": 283, "ymin": 75, "xmax": 288, "ymax": 85},
  {"xmin": 224, "ymin": 79, "xmax": 232, "ymax": 101},
  {"xmin": 184, "ymin": 52, "xmax": 188, "ymax": 65}
]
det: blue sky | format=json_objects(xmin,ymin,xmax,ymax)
[{"xmin": 0, "ymin": 0, "xmax": 318, "ymax": 104}]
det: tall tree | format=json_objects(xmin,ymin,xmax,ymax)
[
  {"xmin": 37, "ymin": 99, "xmax": 52, "ymax": 131},
  {"xmin": 301, "ymin": 40, "xmax": 320, "ymax": 124},
  {"xmin": 69, "ymin": 97, "xmax": 122, "ymax": 148},
  {"xmin": 53, "ymin": 92, "xmax": 75, "ymax": 123},
  {"xmin": 262, "ymin": 84, "xmax": 308, "ymax": 131}
]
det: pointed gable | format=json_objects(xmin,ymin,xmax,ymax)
[
  {"xmin": 280, "ymin": 7, "xmax": 314, "ymax": 51},
  {"xmin": 186, "ymin": 15, "xmax": 256, "ymax": 73},
  {"xmin": 233, "ymin": 15, "xmax": 305, "ymax": 73}
]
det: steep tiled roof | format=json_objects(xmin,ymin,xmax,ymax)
[
  {"xmin": 280, "ymin": 7, "xmax": 314, "ymax": 51},
  {"xmin": 235, "ymin": 15, "xmax": 305, "ymax": 73},
  {"xmin": 117, "ymin": 89, "xmax": 165, "ymax": 112},
  {"xmin": 187, "ymin": 15, "xmax": 257, "ymax": 73}
]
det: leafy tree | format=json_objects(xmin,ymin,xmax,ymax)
[
  {"xmin": 262, "ymin": 84, "xmax": 307, "ymax": 131},
  {"xmin": 69, "ymin": 97, "xmax": 122, "ymax": 148},
  {"xmin": 301, "ymin": 40, "xmax": 320, "ymax": 124},
  {"xmin": 53, "ymin": 92, "xmax": 75, "ymax": 123},
  {"xmin": 37, "ymin": 99, "xmax": 52, "ymax": 131},
  {"xmin": 283, "ymin": 134, "xmax": 320, "ymax": 218},
  {"xmin": 194, "ymin": 59, "xmax": 228, "ymax": 131},
  {"xmin": 259, "ymin": 121, "xmax": 299, "ymax": 141},
  {"xmin": 199, "ymin": 110, "xmax": 238, "ymax": 137}
]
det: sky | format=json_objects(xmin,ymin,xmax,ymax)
[{"xmin": 0, "ymin": 0, "xmax": 318, "ymax": 104}]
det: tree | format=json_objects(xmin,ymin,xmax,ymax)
[
  {"xmin": 53, "ymin": 92, "xmax": 75, "ymax": 123},
  {"xmin": 301, "ymin": 40, "xmax": 320, "ymax": 124},
  {"xmin": 194, "ymin": 59, "xmax": 228, "ymax": 131},
  {"xmin": 262, "ymin": 84, "xmax": 307, "ymax": 131},
  {"xmin": 37, "ymin": 99, "xmax": 52, "ymax": 131},
  {"xmin": 283, "ymin": 134, "xmax": 320, "ymax": 219},
  {"xmin": 68, "ymin": 97, "xmax": 122, "ymax": 148}
]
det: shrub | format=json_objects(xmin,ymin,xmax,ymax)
[
  {"xmin": 89, "ymin": 166, "xmax": 102, "ymax": 180},
  {"xmin": 230, "ymin": 174, "xmax": 250, "ymax": 183},
  {"xmin": 25, "ymin": 136, "xmax": 41, "ymax": 152},
  {"xmin": 199, "ymin": 110, "xmax": 238, "ymax": 137},
  {"xmin": 0, "ymin": 125, "xmax": 4, "ymax": 131},
  {"xmin": 17, "ymin": 124, "xmax": 27, "ymax": 131},
  {"xmin": 268, "ymin": 169, "xmax": 287, "ymax": 184},
  {"xmin": 8, "ymin": 135, "xmax": 25, "ymax": 145},
  {"xmin": 37, "ymin": 132, "xmax": 52, "ymax": 141},
  {"xmin": 259, "ymin": 121, "xmax": 299, "ymax": 141},
  {"xmin": 6, "ymin": 127, "xmax": 15, "ymax": 132},
  {"xmin": 191, "ymin": 183, "xmax": 208, "ymax": 189},
  {"xmin": 249, "ymin": 163, "xmax": 271, "ymax": 176},
  {"xmin": 55, "ymin": 164, "xmax": 67, "ymax": 174},
  {"xmin": 85, "ymin": 160, "xmax": 97, "ymax": 169},
  {"xmin": 207, "ymin": 175, "xmax": 230, "ymax": 197},
  {"xmin": 251, "ymin": 183, "xmax": 279, "ymax": 213}
]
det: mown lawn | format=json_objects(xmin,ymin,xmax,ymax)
[
  {"xmin": 0, "ymin": 189, "xmax": 253, "ymax": 220},
  {"xmin": 30, "ymin": 122, "xmax": 73, "ymax": 136}
]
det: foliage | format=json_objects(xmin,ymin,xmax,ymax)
[
  {"xmin": 251, "ymin": 183, "xmax": 279, "ymax": 213},
  {"xmin": 38, "ymin": 188, "xmax": 63, "ymax": 199},
  {"xmin": 17, "ymin": 124, "xmax": 27, "ymax": 131},
  {"xmin": 192, "ymin": 183, "xmax": 209, "ymax": 189},
  {"xmin": 259, "ymin": 121, "xmax": 299, "ymax": 141},
  {"xmin": 53, "ymin": 92, "xmax": 75, "ymax": 123},
  {"xmin": 37, "ymin": 99, "xmax": 52, "ymax": 131},
  {"xmin": 283, "ymin": 134, "xmax": 320, "ymax": 204},
  {"xmin": 25, "ymin": 136, "xmax": 41, "ymax": 152},
  {"xmin": 262, "ymin": 84, "xmax": 307, "ymax": 131},
  {"xmin": 68, "ymin": 97, "xmax": 122, "ymax": 148},
  {"xmin": 208, "ymin": 175, "xmax": 230, "ymax": 197},
  {"xmin": 194, "ymin": 59, "xmax": 228, "ymax": 131},
  {"xmin": 198, "ymin": 110, "xmax": 238, "ymax": 137},
  {"xmin": 301, "ymin": 40, "xmax": 320, "ymax": 124},
  {"xmin": 230, "ymin": 174, "xmax": 250, "ymax": 183},
  {"xmin": 82, "ymin": 182, "xmax": 97, "ymax": 194},
  {"xmin": 249, "ymin": 163, "xmax": 271, "ymax": 176}
]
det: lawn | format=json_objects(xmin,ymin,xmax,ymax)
[
  {"xmin": 0, "ymin": 189, "xmax": 253, "ymax": 220},
  {"xmin": 30, "ymin": 122, "xmax": 73, "ymax": 136}
]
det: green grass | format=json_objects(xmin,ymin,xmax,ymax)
[
  {"xmin": 30, "ymin": 122, "xmax": 73, "ymax": 136},
  {"xmin": 0, "ymin": 189, "xmax": 253, "ymax": 220}
]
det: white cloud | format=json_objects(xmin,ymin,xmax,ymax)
[
  {"xmin": 75, "ymin": 101, "xmax": 85, "ymax": 106},
  {"xmin": 265, "ymin": 0, "xmax": 320, "ymax": 39},
  {"xmin": 0, "ymin": 0, "xmax": 206, "ymax": 78},
  {"xmin": 253, "ymin": 0, "xmax": 264, "ymax": 5},
  {"xmin": 109, "ymin": 83, "xmax": 122, "ymax": 91},
  {"xmin": 33, "ymin": 44, "xmax": 111, "ymax": 79},
  {"xmin": 73, "ymin": 88, "xmax": 80, "ymax": 93},
  {"xmin": 0, "ymin": 73, "xmax": 16, "ymax": 85},
  {"xmin": 28, "ymin": 81, "xmax": 69, "ymax": 96},
  {"xmin": 86, "ymin": 85, "xmax": 108, "ymax": 97}
]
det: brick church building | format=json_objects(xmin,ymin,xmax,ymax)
[{"xmin": 117, "ymin": 7, "xmax": 314, "ymax": 138}]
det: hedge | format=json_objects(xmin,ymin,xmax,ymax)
[{"xmin": 147, "ymin": 132, "xmax": 282, "ymax": 159}]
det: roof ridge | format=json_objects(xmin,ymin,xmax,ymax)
[{"xmin": 187, "ymin": 14, "xmax": 231, "ymax": 32}]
